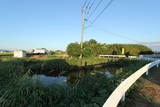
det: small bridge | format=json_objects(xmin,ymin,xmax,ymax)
[
  {"xmin": 99, "ymin": 55, "xmax": 126, "ymax": 59},
  {"xmin": 103, "ymin": 56, "xmax": 160, "ymax": 107},
  {"xmin": 99, "ymin": 55, "xmax": 138, "ymax": 59}
]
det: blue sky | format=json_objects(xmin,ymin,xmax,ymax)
[{"xmin": 0, "ymin": 0, "xmax": 160, "ymax": 50}]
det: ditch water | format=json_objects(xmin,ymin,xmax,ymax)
[
  {"xmin": 31, "ymin": 75, "xmax": 67, "ymax": 86},
  {"xmin": 30, "ymin": 68, "xmax": 117, "ymax": 86}
]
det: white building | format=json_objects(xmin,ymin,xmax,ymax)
[
  {"xmin": 14, "ymin": 50, "xmax": 26, "ymax": 58},
  {"xmin": 27, "ymin": 49, "xmax": 34, "ymax": 53},
  {"xmin": 34, "ymin": 48, "xmax": 48, "ymax": 54}
]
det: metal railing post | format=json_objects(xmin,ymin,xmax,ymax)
[
  {"xmin": 121, "ymin": 93, "xmax": 125, "ymax": 102},
  {"xmin": 146, "ymin": 70, "xmax": 149, "ymax": 75},
  {"xmin": 121, "ymin": 79, "xmax": 125, "ymax": 102}
]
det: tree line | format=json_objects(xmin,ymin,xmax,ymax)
[{"xmin": 67, "ymin": 39, "xmax": 153, "ymax": 57}]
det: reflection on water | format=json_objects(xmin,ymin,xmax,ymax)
[
  {"xmin": 100, "ymin": 72, "xmax": 114, "ymax": 78},
  {"xmin": 31, "ymin": 75, "xmax": 67, "ymax": 86},
  {"xmin": 30, "ymin": 67, "xmax": 117, "ymax": 86}
]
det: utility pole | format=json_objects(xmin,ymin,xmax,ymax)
[{"xmin": 80, "ymin": 7, "xmax": 87, "ymax": 59}]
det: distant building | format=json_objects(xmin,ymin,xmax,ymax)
[
  {"xmin": 0, "ymin": 50, "xmax": 10, "ymax": 53},
  {"xmin": 34, "ymin": 48, "xmax": 48, "ymax": 54},
  {"xmin": 14, "ymin": 50, "xmax": 26, "ymax": 58},
  {"xmin": 28, "ymin": 49, "xmax": 34, "ymax": 53},
  {"xmin": 55, "ymin": 50, "xmax": 65, "ymax": 53}
]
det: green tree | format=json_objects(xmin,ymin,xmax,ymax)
[
  {"xmin": 88, "ymin": 39, "xmax": 97, "ymax": 45},
  {"xmin": 67, "ymin": 42, "xmax": 81, "ymax": 57},
  {"xmin": 67, "ymin": 39, "xmax": 153, "ymax": 57},
  {"xmin": 82, "ymin": 47, "xmax": 93, "ymax": 57}
]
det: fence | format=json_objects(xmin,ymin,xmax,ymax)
[{"xmin": 103, "ymin": 59, "xmax": 160, "ymax": 107}]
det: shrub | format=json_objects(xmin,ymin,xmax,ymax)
[
  {"xmin": 67, "ymin": 42, "xmax": 81, "ymax": 57},
  {"xmin": 82, "ymin": 48, "xmax": 93, "ymax": 57},
  {"xmin": 0, "ymin": 73, "xmax": 117, "ymax": 107},
  {"xmin": 67, "ymin": 39, "xmax": 153, "ymax": 57}
]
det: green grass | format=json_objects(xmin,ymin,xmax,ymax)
[
  {"xmin": 67, "ymin": 57, "xmax": 108, "ymax": 66},
  {"xmin": 0, "ymin": 53, "xmax": 13, "ymax": 56},
  {"xmin": 0, "ymin": 71, "xmax": 117, "ymax": 107},
  {"xmin": 139, "ymin": 93, "xmax": 155, "ymax": 103},
  {"xmin": 0, "ymin": 57, "xmax": 151, "ymax": 107}
]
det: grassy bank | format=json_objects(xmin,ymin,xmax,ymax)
[
  {"xmin": 123, "ymin": 66, "xmax": 160, "ymax": 107},
  {"xmin": 0, "ymin": 73, "xmax": 118, "ymax": 107},
  {"xmin": 0, "ymin": 53, "xmax": 13, "ymax": 56},
  {"xmin": 0, "ymin": 57, "xmax": 151, "ymax": 106},
  {"xmin": 0, "ymin": 56, "xmax": 110, "ymax": 75}
]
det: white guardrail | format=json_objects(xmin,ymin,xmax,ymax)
[{"xmin": 103, "ymin": 59, "xmax": 160, "ymax": 107}]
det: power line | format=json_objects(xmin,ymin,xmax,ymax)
[
  {"xmin": 86, "ymin": 0, "xmax": 115, "ymax": 28},
  {"xmin": 84, "ymin": 0, "xmax": 94, "ymax": 16},
  {"xmin": 82, "ymin": 0, "xmax": 93, "ymax": 16},
  {"xmin": 82, "ymin": 0, "xmax": 89, "ymax": 9},
  {"xmin": 87, "ymin": 28, "xmax": 144, "ymax": 43},
  {"xmin": 87, "ymin": 0, "xmax": 104, "ymax": 20},
  {"xmin": 86, "ymin": 0, "xmax": 96, "ymax": 15},
  {"xmin": 82, "ymin": 1, "xmax": 145, "ymax": 45},
  {"xmin": 85, "ymin": 0, "xmax": 93, "ymax": 9},
  {"xmin": 82, "ymin": 0, "xmax": 88, "ymax": 15}
]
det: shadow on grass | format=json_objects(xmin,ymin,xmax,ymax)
[
  {"xmin": 144, "ymin": 66, "xmax": 160, "ymax": 85},
  {"xmin": 0, "ymin": 58, "xmax": 105, "ymax": 77}
]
